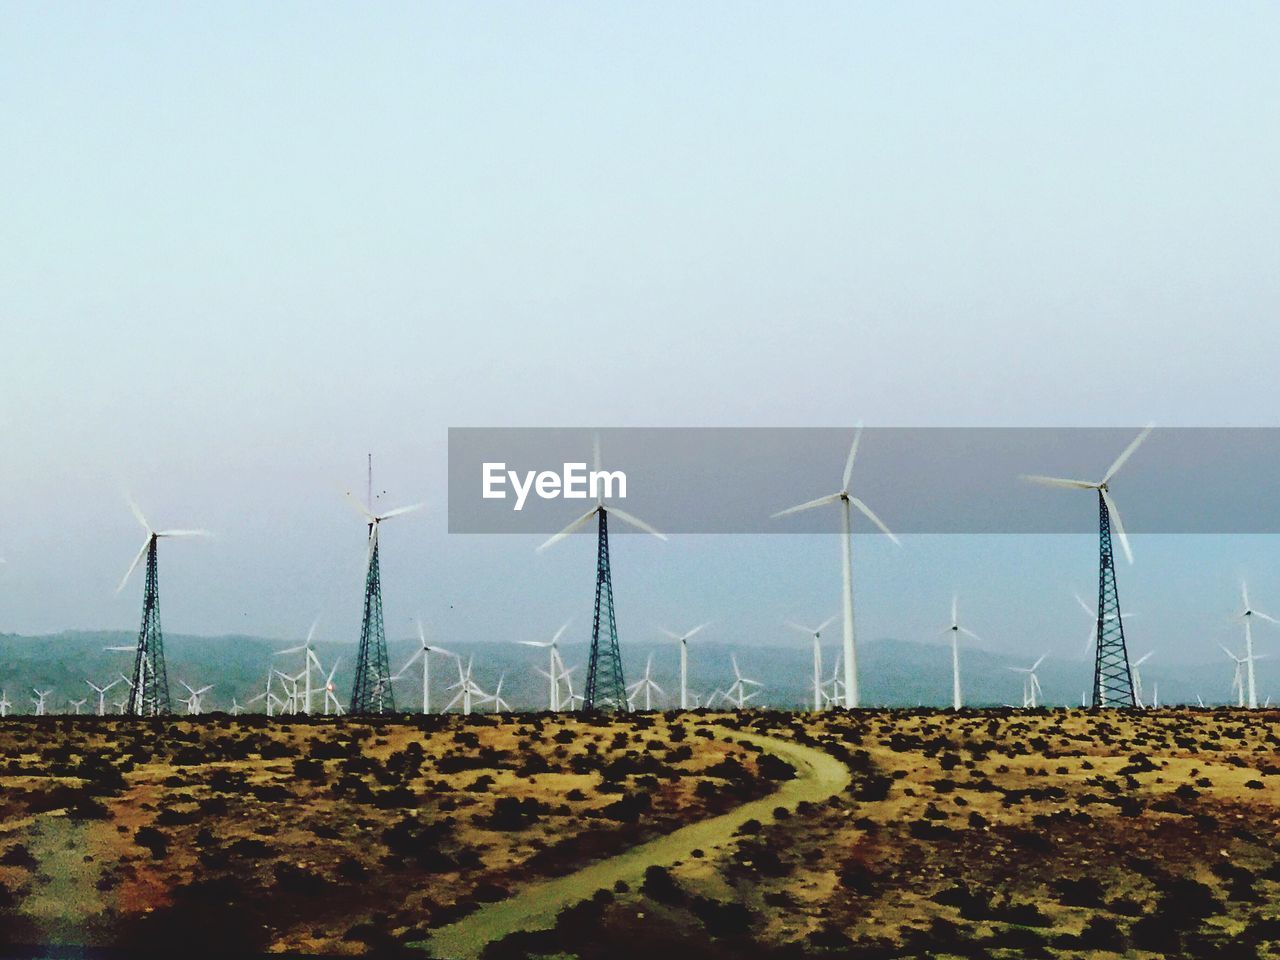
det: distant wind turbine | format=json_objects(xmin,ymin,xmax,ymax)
[
  {"xmin": 787, "ymin": 616, "xmax": 837, "ymax": 712},
  {"xmin": 660, "ymin": 622, "xmax": 711, "ymax": 711},
  {"xmin": 944, "ymin": 596, "xmax": 983, "ymax": 711}
]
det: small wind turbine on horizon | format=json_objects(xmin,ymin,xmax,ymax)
[
  {"xmin": 723, "ymin": 654, "xmax": 762, "ymax": 709},
  {"xmin": 519, "ymin": 623, "xmax": 573, "ymax": 712},
  {"xmin": 626, "ymin": 653, "xmax": 665, "ymax": 711},
  {"xmin": 1008, "ymin": 656, "xmax": 1046, "ymax": 708},
  {"xmin": 1233, "ymin": 581, "xmax": 1275, "ymax": 709},
  {"xmin": 69, "ymin": 698, "xmax": 87, "ymax": 715},
  {"xmin": 31, "ymin": 688, "xmax": 52, "ymax": 716},
  {"xmin": 86, "ymin": 677, "xmax": 122, "ymax": 717},
  {"xmin": 1130, "ymin": 651, "xmax": 1155, "ymax": 708},
  {"xmin": 395, "ymin": 621, "xmax": 454, "ymax": 714},
  {"xmin": 178, "ymin": 680, "xmax": 212, "ymax": 715},
  {"xmin": 323, "ymin": 659, "xmax": 344, "ymax": 715},
  {"xmin": 787, "ymin": 616, "xmax": 836, "ymax": 713},
  {"xmin": 0, "ymin": 691, "xmax": 10, "ymax": 718},
  {"xmin": 274, "ymin": 620, "xmax": 324, "ymax": 715},
  {"xmin": 773, "ymin": 425, "xmax": 900, "ymax": 709},
  {"xmin": 660, "ymin": 622, "xmax": 711, "ymax": 711}
]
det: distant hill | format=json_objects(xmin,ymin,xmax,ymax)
[{"xmin": 0, "ymin": 630, "xmax": 1261, "ymax": 715}]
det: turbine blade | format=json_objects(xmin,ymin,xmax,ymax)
[
  {"xmin": 537, "ymin": 507, "xmax": 599, "ymax": 552},
  {"xmin": 951, "ymin": 594, "xmax": 958, "ymax": 627},
  {"xmin": 958, "ymin": 626, "xmax": 983, "ymax": 643},
  {"xmin": 842, "ymin": 424, "xmax": 863, "ymax": 491},
  {"xmin": 1020, "ymin": 474, "xmax": 1099, "ymax": 490},
  {"xmin": 274, "ymin": 645, "xmax": 307, "ymax": 656},
  {"xmin": 117, "ymin": 539, "xmax": 150, "ymax": 593},
  {"xmin": 1103, "ymin": 423, "xmax": 1154, "ymax": 484},
  {"xmin": 345, "ymin": 490, "xmax": 374, "ymax": 520},
  {"xmin": 1254, "ymin": 610, "xmax": 1280, "ymax": 625},
  {"xmin": 1074, "ymin": 593, "xmax": 1095, "ymax": 617},
  {"xmin": 127, "ymin": 497, "xmax": 151, "ymax": 532},
  {"xmin": 771, "ymin": 492, "xmax": 841, "ymax": 519},
  {"xmin": 1100, "ymin": 488, "xmax": 1133, "ymax": 564},
  {"xmin": 684, "ymin": 622, "xmax": 711, "ymax": 640},
  {"xmin": 155, "ymin": 529, "xmax": 212, "ymax": 538},
  {"xmin": 607, "ymin": 506, "xmax": 667, "ymax": 540},
  {"xmin": 376, "ymin": 502, "xmax": 424, "ymax": 521},
  {"xmin": 850, "ymin": 497, "xmax": 900, "ymax": 545},
  {"xmin": 1031, "ymin": 655, "xmax": 1046, "ymax": 671}
]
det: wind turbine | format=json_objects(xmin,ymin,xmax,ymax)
[
  {"xmin": 345, "ymin": 458, "xmax": 423, "ymax": 715},
  {"xmin": 230, "ymin": 697, "xmax": 244, "ymax": 716},
  {"xmin": 626, "ymin": 653, "xmax": 665, "ymax": 711},
  {"xmin": 943, "ymin": 597, "xmax": 982, "ymax": 711},
  {"xmin": 1220, "ymin": 644, "xmax": 1249, "ymax": 708},
  {"xmin": 822, "ymin": 652, "xmax": 845, "ymax": 708},
  {"xmin": 518, "ymin": 622, "xmax": 574, "ymax": 712},
  {"xmin": 274, "ymin": 621, "xmax": 323, "ymax": 715},
  {"xmin": 0, "ymin": 691, "xmax": 9, "ymax": 718},
  {"xmin": 69, "ymin": 698, "xmax": 87, "ymax": 715},
  {"xmin": 1130, "ymin": 651, "xmax": 1155, "ymax": 708},
  {"xmin": 323, "ymin": 659, "xmax": 344, "ymax": 715},
  {"xmin": 660, "ymin": 622, "xmax": 711, "ymax": 711},
  {"xmin": 481, "ymin": 674, "xmax": 511, "ymax": 713},
  {"xmin": 394, "ymin": 621, "xmax": 454, "ymax": 714},
  {"xmin": 86, "ymin": 678, "xmax": 121, "ymax": 717},
  {"xmin": 772, "ymin": 426, "xmax": 900, "ymax": 708},
  {"xmin": 1074, "ymin": 593, "xmax": 1138, "ymax": 659},
  {"xmin": 116, "ymin": 499, "xmax": 210, "ymax": 716},
  {"xmin": 786, "ymin": 617, "xmax": 837, "ymax": 712},
  {"xmin": 178, "ymin": 681, "xmax": 212, "ymax": 715},
  {"xmin": 1022, "ymin": 426, "xmax": 1152, "ymax": 707},
  {"xmin": 444, "ymin": 656, "xmax": 490, "ymax": 716},
  {"xmin": 1008, "ymin": 656, "xmax": 1045, "ymax": 708},
  {"xmin": 1233, "ymin": 581, "xmax": 1276, "ymax": 709},
  {"xmin": 31, "ymin": 689, "xmax": 51, "ymax": 716},
  {"xmin": 723, "ymin": 654, "xmax": 762, "ymax": 709},
  {"xmin": 539, "ymin": 437, "xmax": 666, "ymax": 711}
]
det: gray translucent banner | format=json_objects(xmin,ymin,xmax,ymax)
[{"xmin": 447, "ymin": 427, "xmax": 1280, "ymax": 534}]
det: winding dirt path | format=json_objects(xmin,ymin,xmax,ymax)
[{"xmin": 415, "ymin": 728, "xmax": 850, "ymax": 959}]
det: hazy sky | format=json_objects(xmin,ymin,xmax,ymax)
[{"xmin": 3, "ymin": 4, "xmax": 1280, "ymax": 678}]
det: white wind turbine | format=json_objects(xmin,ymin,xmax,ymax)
[
  {"xmin": 323, "ymin": 659, "xmax": 344, "ymax": 715},
  {"xmin": 69, "ymin": 698, "xmax": 88, "ymax": 715},
  {"xmin": 786, "ymin": 616, "xmax": 837, "ymax": 712},
  {"xmin": 1130, "ymin": 651, "xmax": 1155, "ymax": 708},
  {"xmin": 1233, "ymin": 581, "xmax": 1275, "ymax": 709},
  {"xmin": 773, "ymin": 426, "xmax": 900, "ymax": 708},
  {"xmin": 273, "ymin": 620, "xmax": 324, "ymax": 715},
  {"xmin": 943, "ymin": 596, "xmax": 983, "ymax": 711},
  {"xmin": 178, "ymin": 681, "xmax": 212, "ymax": 715},
  {"xmin": 660, "ymin": 622, "xmax": 711, "ymax": 711},
  {"xmin": 86, "ymin": 678, "xmax": 122, "ymax": 717},
  {"xmin": 480, "ymin": 674, "xmax": 510, "ymax": 713},
  {"xmin": 0, "ymin": 691, "xmax": 9, "ymax": 717},
  {"xmin": 1008, "ymin": 656, "xmax": 1045, "ymax": 708},
  {"xmin": 822, "ymin": 651, "xmax": 844, "ymax": 708},
  {"xmin": 518, "ymin": 623, "xmax": 573, "ymax": 712},
  {"xmin": 1220, "ymin": 644, "xmax": 1251, "ymax": 708},
  {"xmin": 723, "ymin": 654, "xmax": 762, "ymax": 709},
  {"xmin": 626, "ymin": 652, "xmax": 665, "ymax": 711},
  {"xmin": 444, "ymin": 656, "xmax": 490, "ymax": 715},
  {"xmin": 1073, "ymin": 593, "xmax": 1139, "ymax": 658},
  {"xmin": 31, "ymin": 689, "xmax": 52, "ymax": 716},
  {"xmin": 393, "ymin": 621, "xmax": 454, "ymax": 715},
  {"xmin": 230, "ymin": 697, "xmax": 244, "ymax": 716}
]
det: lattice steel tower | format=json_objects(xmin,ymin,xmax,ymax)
[
  {"xmin": 350, "ymin": 522, "xmax": 395, "ymax": 714},
  {"xmin": 584, "ymin": 508, "xmax": 628, "ymax": 711},
  {"xmin": 129, "ymin": 536, "xmax": 172, "ymax": 716},
  {"xmin": 1092, "ymin": 492, "xmax": 1136, "ymax": 708}
]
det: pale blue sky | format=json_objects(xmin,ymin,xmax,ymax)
[{"xmin": 2, "ymin": 4, "xmax": 1280, "ymax": 685}]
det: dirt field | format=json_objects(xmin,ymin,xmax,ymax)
[{"xmin": 0, "ymin": 709, "xmax": 1277, "ymax": 959}]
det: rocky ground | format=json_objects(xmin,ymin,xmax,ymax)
[{"xmin": 0, "ymin": 709, "xmax": 1277, "ymax": 958}]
